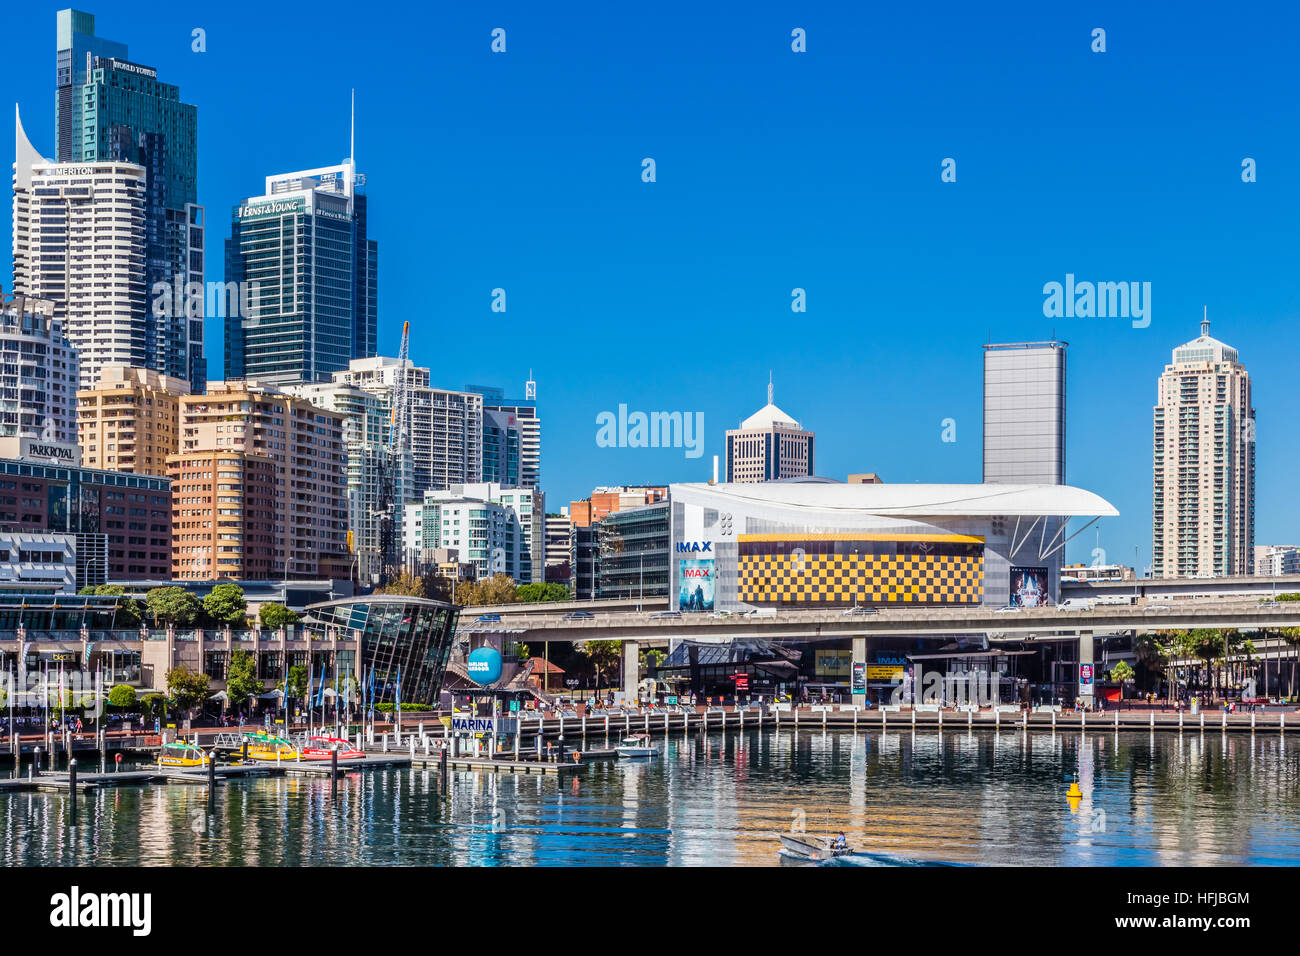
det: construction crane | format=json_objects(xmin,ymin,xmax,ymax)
[{"xmin": 374, "ymin": 321, "xmax": 410, "ymax": 585}]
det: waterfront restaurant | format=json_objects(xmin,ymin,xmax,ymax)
[{"xmin": 0, "ymin": 594, "xmax": 460, "ymax": 710}]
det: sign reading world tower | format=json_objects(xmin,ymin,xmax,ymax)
[{"xmin": 1152, "ymin": 316, "xmax": 1255, "ymax": 578}]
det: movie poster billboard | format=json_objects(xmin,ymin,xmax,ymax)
[
  {"xmin": 678, "ymin": 559, "xmax": 715, "ymax": 612},
  {"xmin": 1009, "ymin": 566, "xmax": 1051, "ymax": 607}
]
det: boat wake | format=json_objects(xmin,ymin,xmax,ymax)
[{"xmin": 780, "ymin": 849, "xmax": 966, "ymax": 867}]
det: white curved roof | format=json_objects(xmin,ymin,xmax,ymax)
[
  {"xmin": 739, "ymin": 402, "xmax": 799, "ymax": 430},
  {"xmin": 672, "ymin": 481, "xmax": 1118, "ymax": 517}
]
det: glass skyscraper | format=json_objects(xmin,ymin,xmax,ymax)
[
  {"xmin": 54, "ymin": 9, "xmax": 204, "ymax": 393},
  {"xmin": 469, "ymin": 379, "xmax": 541, "ymax": 491},
  {"xmin": 482, "ymin": 409, "xmax": 522, "ymax": 487},
  {"xmin": 225, "ymin": 161, "xmax": 378, "ymax": 385}
]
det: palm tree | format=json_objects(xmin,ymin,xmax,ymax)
[
  {"xmin": 1132, "ymin": 633, "xmax": 1167, "ymax": 697},
  {"xmin": 1280, "ymin": 628, "xmax": 1300, "ymax": 701}
]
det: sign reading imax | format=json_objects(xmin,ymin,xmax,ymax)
[{"xmin": 675, "ymin": 542, "xmax": 712, "ymax": 554}]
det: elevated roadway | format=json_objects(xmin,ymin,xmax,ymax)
[{"xmin": 456, "ymin": 600, "xmax": 1300, "ymax": 644}]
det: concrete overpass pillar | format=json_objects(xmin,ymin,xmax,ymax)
[
  {"xmin": 1078, "ymin": 631, "xmax": 1094, "ymax": 708},
  {"xmin": 852, "ymin": 636, "xmax": 867, "ymax": 700},
  {"xmin": 623, "ymin": 640, "xmax": 639, "ymax": 702}
]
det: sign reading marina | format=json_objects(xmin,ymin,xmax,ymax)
[{"xmin": 450, "ymin": 716, "xmax": 495, "ymax": 734}]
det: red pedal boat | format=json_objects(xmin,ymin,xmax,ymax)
[{"xmin": 300, "ymin": 736, "xmax": 365, "ymax": 760}]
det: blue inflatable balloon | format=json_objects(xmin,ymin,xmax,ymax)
[{"xmin": 466, "ymin": 646, "xmax": 502, "ymax": 685}]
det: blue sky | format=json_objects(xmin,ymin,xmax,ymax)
[{"xmin": 5, "ymin": 1, "xmax": 1299, "ymax": 568}]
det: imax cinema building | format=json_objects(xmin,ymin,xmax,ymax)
[
  {"xmin": 669, "ymin": 479, "xmax": 1118, "ymax": 612},
  {"xmin": 666, "ymin": 479, "xmax": 1119, "ymax": 704}
]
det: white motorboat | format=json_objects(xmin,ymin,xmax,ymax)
[
  {"xmin": 778, "ymin": 833, "xmax": 853, "ymax": 861},
  {"xmin": 616, "ymin": 733, "xmax": 658, "ymax": 758}
]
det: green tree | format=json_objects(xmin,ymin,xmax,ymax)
[
  {"xmin": 280, "ymin": 664, "xmax": 309, "ymax": 702},
  {"xmin": 1108, "ymin": 661, "xmax": 1135, "ymax": 682},
  {"xmin": 146, "ymin": 587, "xmax": 202, "ymax": 627},
  {"xmin": 115, "ymin": 597, "xmax": 144, "ymax": 628},
  {"xmin": 422, "ymin": 572, "xmax": 456, "ymax": 602},
  {"xmin": 376, "ymin": 573, "xmax": 427, "ymax": 598},
  {"xmin": 576, "ymin": 639, "xmax": 623, "ymax": 691},
  {"xmin": 165, "ymin": 665, "xmax": 211, "ymax": 713},
  {"xmin": 203, "ymin": 583, "xmax": 248, "ymax": 627},
  {"xmin": 1279, "ymin": 627, "xmax": 1300, "ymax": 700},
  {"xmin": 515, "ymin": 582, "xmax": 570, "ymax": 603},
  {"xmin": 225, "ymin": 649, "xmax": 262, "ymax": 714},
  {"xmin": 79, "ymin": 584, "xmax": 143, "ymax": 627},
  {"xmin": 258, "ymin": 603, "xmax": 301, "ymax": 630},
  {"xmin": 107, "ymin": 684, "xmax": 137, "ymax": 709},
  {"xmin": 140, "ymin": 694, "xmax": 167, "ymax": 722},
  {"xmin": 639, "ymin": 648, "xmax": 666, "ymax": 671}
]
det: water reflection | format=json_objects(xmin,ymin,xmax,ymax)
[{"xmin": 1, "ymin": 729, "xmax": 1297, "ymax": 866}]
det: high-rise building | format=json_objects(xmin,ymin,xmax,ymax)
[
  {"xmin": 179, "ymin": 381, "xmax": 349, "ymax": 579},
  {"xmin": 285, "ymin": 376, "xmax": 393, "ymax": 583},
  {"xmin": 55, "ymin": 10, "xmax": 128, "ymax": 149},
  {"xmin": 1254, "ymin": 545, "xmax": 1299, "ymax": 577},
  {"xmin": 470, "ymin": 377, "xmax": 540, "ymax": 490},
  {"xmin": 982, "ymin": 341, "xmax": 1067, "ymax": 485},
  {"xmin": 724, "ymin": 380, "xmax": 813, "ymax": 483},
  {"xmin": 53, "ymin": 10, "xmax": 204, "ymax": 392},
  {"xmin": 568, "ymin": 486, "xmax": 668, "ymax": 527},
  {"xmin": 77, "ymin": 365, "xmax": 189, "ymax": 476},
  {"xmin": 1152, "ymin": 318, "xmax": 1255, "ymax": 578},
  {"xmin": 0, "ymin": 531, "xmax": 79, "ymax": 594},
  {"xmin": 225, "ymin": 160, "xmax": 376, "ymax": 385},
  {"xmin": 568, "ymin": 486, "xmax": 667, "ymax": 598},
  {"xmin": 340, "ymin": 358, "xmax": 482, "ymax": 493},
  {"xmin": 0, "ymin": 456, "xmax": 171, "ymax": 585},
  {"xmin": 13, "ymin": 110, "xmax": 148, "ymax": 388},
  {"xmin": 404, "ymin": 483, "xmax": 541, "ymax": 583},
  {"xmin": 0, "ymin": 293, "xmax": 79, "ymax": 446},
  {"xmin": 168, "ymin": 448, "xmax": 276, "ymax": 580},
  {"xmin": 544, "ymin": 510, "xmax": 572, "ymax": 580},
  {"xmin": 595, "ymin": 500, "xmax": 670, "ymax": 600},
  {"xmin": 482, "ymin": 409, "xmax": 522, "ymax": 487}
]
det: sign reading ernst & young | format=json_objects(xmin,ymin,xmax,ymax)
[{"xmin": 236, "ymin": 197, "xmax": 306, "ymax": 220}]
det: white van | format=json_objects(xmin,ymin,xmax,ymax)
[{"xmin": 1056, "ymin": 598, "xmax": 1097, "ymax": 611}]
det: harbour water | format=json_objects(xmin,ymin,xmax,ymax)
[{"xmin": 2, "ymin": 728, "xmax": 1298, "ymax": 866}]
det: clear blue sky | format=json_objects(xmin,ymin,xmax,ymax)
[{"xmin": 5, "ymin": 1, "xmax": 1299, "ymax": 568}]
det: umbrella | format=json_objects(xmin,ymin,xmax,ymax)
[
  {"xmin": 211, "ymin": 691, "xmax": 229, "ymax": 701},
  {"xmin": 257, "ymin": 689, "xmax": 284, "ymax": 700}
]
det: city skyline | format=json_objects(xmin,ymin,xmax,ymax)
[{"xmin": 4, "ymin": 3, "xmax": 1299, "ymax": 569}]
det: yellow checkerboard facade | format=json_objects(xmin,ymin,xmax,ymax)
[{"xmin": 737, "ymin": 534, "xmax": 984, "ymax": 605}]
